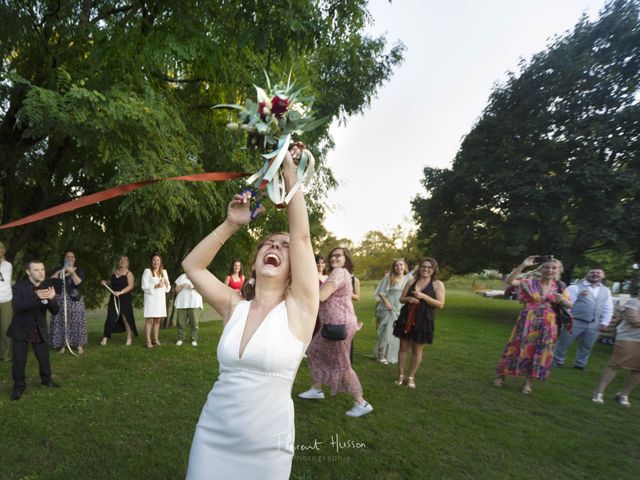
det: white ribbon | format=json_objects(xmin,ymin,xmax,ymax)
[
  {"xmin": 246, "ymin": 136, "xmax": 316, "ymax": 206},
  {"xmin": 61, "ymin": 269, "xmax": 78, "ymax": 357},
  {"xmin": 102, "ymin": 283, "xmax": 121, "ymax": 319}
]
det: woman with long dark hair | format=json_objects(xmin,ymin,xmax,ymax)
[
  {"xmin": 393, "ymin": 258, "xmax": 446, "ymax": 389},
  {"xmin": 298, "ymin": 246, "xmax": 373, "ymax": 417},
  {"xmin": 50, "ymin": 250, "xmax": 87, "ymax": 355},
  {"xmin": 224, "ymin": 259, "xmax": 245, "ymax": 292},
  {"xmin": 316, "ymin": 254, "xmax": 328, "ymax": 284}
]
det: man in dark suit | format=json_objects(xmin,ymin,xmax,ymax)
[{"xmin": 8, "ymin": 259, "xmax": 60, "ymax": 400}]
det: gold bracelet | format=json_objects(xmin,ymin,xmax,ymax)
[{"xmin": 212, "ymin": 230, "xmax": 225, "ymax": 246}]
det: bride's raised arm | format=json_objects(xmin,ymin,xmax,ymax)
[
  {"xmin": 284, "ymin": 148, "xmax": 320, "ymax": 339},
  {"xmin": 182, "ymin": 190, "xmax": 260, "ymax": 324}
]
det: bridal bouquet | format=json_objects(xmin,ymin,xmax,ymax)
[{"xmin": 214, "ymin": 73, "xmax": 324, "ymax": 206}]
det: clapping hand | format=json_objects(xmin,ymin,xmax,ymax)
[{"xmin": 36, "ymin": 287, "xmax": 56, "ymax": 300}]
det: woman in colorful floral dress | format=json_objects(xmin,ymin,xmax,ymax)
[{"xmin": 495, "ymin": 258, "xmax": 571, "ymax": 394}]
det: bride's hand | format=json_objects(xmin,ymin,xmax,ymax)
[
  {"xmin": 282, "ymin": 150, "xmax": 298, "ymax": 176},
  {"xmin": 227, "ymin": 191, "xmax": 264, "ymax": 226}
]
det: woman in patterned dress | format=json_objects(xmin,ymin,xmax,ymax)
[
  {"xmin": 298, "ymin": 247, "xmax": 373, "ymax": 417},
  {"xmin": 494, "ymin": 258, "xmax": 571, "ymax": 394},
  {"xmin": 50, "ymin": 250, "xmax": 88, "ymax": 355}
]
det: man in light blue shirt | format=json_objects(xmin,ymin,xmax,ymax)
[{"xmin": 554, "ymin": 267, "xmax": 613, "ymax": 370}]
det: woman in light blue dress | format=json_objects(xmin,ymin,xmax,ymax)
[{"xmin": 375, "ymin": 259, "xmax": 409, "ymax": 364}]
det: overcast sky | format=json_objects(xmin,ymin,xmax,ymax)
[{"xmin": 322, "ymin": 0, "xmax": 610, "ymax": 244}]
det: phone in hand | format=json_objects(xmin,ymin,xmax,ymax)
[
  {"xmin": 37, "ymin": 278, "xmax": 54, "ymax": 290},
  {"xmin": 533, "ymin": 255, "xmax": 554, "ymax": 263}
]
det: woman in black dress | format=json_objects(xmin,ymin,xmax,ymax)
[
  {"xmin": 393, "ymin": 258, "xmax": 446, "ymax": 389},
  {"xmin": 101, "ymin": 255, "xmax": 137, "ymax": 346}
]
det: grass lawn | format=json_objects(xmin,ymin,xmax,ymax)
[{"xmin": 0, "ymin": 280, "xmax": 638, "ymax": 480}]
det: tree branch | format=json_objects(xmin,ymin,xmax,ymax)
[
  {"xmin": 149, "ymin": 72, "xmax": 215, "ymax": 84},
  {"xmin": 79, "ymin": 0, "xmax": 94, "ymax": 30},
  {"xmin": 90, "ymin": 4, "xmax": 136, "ymax": 24}
]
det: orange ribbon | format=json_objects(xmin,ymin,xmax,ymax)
[{"xmin": 0, "ymin": 172, "xmax": 247, "ymax": 230}]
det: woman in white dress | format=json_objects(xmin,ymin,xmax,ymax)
[
  {"xmin": 374, "ymin": 259, "xmax": 409, "ymax": 364},
  {"xmin": 182, "ymin": 147, "xmax": 318, "ymax": 480},
  {"xmin": 141, "ymin": 254, "xmax": 170, "ymax": 349}
]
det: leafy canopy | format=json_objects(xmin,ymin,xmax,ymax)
[
  {"xmin": 0, "ymin": 0, "xmax": 404, "ymax": 306},
  {"xmin": 412, "ymin": 0, "xmax": 640, "ymax": 280}
]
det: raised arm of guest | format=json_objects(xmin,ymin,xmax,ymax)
[{"xmin": 504, "ymin": 256, "xmax": 538, "ymax": 287}]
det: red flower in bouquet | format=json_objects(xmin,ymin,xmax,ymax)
[
  {"xmin": 258, "ymin": 101, "xmax": 271, "ymax": 120},
  {"xmin": 271, "ymin": 95, "xmax": 289, "ymax": 118}
]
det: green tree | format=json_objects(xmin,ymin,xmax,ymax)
[
  {"xmin": 0, "ymin": 0, "xmax": 403, "ymax": 306},
  {"xmin": 352, "ymin": 224, "xmax": 419, "ymax": 280},
  {"xmin": 412, "ymin": 0, "xmax": 640, "ymax": 281}
]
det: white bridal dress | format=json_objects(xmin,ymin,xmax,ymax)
[{"xmin": 186, "ymin": 300, "xmax": 304, "ymax": 480}]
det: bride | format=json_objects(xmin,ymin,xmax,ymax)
[{"xmin": 182, "ymin": 148, "xmax": 318, "ymax": 480}]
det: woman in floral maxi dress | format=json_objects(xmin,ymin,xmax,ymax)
[
  {"xmin": 298, "ymin": 247, "xmax": 373, "ymax": 417},
  {"xmin": 495, "ymin": 258, "xmax": 571, "ymax": 394}
]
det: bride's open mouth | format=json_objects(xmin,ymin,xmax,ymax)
[{"xmin": 264, "ymin": 253, "xmax": 281, "ymax": 267}]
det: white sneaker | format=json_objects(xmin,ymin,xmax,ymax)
[
  {"xmin": 175, "ymin": 340, "xmax": 183, "ymax": 346},
  {"xmin": 191, "ymin": 341, "xmax": 198, "ymax": 347},
  {"xmin": 592, "ymin": 392, "xmax": 604, "ymax": 404},
  {"xmin": 298, "ymin": 388, "xmax": 325, "ymax": 400},
  {"xmin": 346, "ymin": 401, "xmax": 373, "ymax": 417},
  {"xmin": 616, "ymin": 393, "xmax": 631, "ymax": 407}
]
